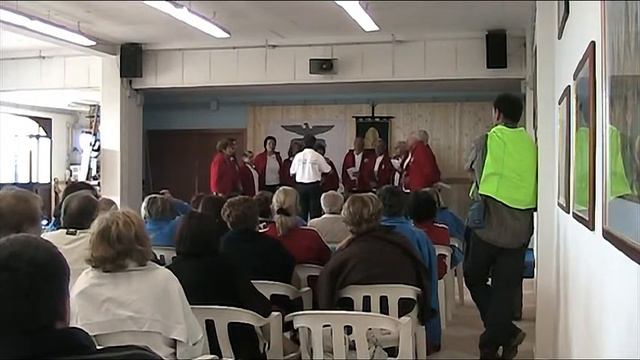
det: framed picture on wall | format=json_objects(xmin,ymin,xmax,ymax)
[
  {"xmin": 557, "ymin": 0, "xmax": 570, "ymax": 40},
  {"xmin": 557, "ymin": 85, "xmax": 571, "ymax": 213},
  {"xmin": 601, "ymin": 1, "xmax": 640, "ymax": 264},
  {"xmin": 572, "ymin": 41, "xmax": 596, "ymax": 231}
]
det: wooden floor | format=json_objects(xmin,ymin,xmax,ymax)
[{"xmin": 430, "ymin": 279, "xmax": 536, "ymax": 359}]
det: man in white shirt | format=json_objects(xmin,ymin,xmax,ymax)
[
  {"xmin": 42, "ymin": 190, "xmax": 98, "ymax": 289},
  {"xmin": 308, "ymin": 191, "xmax": 351, "ymax": 248},
  {"xmin": 290, "ymin": 134, "xmax": 331, "ymax": 220}
]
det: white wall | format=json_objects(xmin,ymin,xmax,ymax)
[
  {"xmin": 133, "ymin": 36, "xmax": 526, "ymax": 88},
  {"xmin": 535, "ymin": 1, "xmax": 640, "ymax": 358},
  {"xmin": 0, "ymin": 55, "xmax": 101, "ymax": 91}
]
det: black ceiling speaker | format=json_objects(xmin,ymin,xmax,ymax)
[
  {"xmin": 120, "ymin": 43, "xmax": 143, "ymax": 78},
  {"xmin": 485, "ymin": 30, "xmax": 507, "ymax": 69},
  {"xmin": 309, "ymin": 58, "xmax": 337, "ymax": 74}
]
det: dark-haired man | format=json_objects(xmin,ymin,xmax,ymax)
[
  {"xmin": 464, "ymin": 93, "xmax": 537, "ymax": 359},
  {"xmin": 0, "ymin": 234, "xmax": 161, "ymax": 359},
  {"xmin": 290, "ymin": 134, "xmax": 331, "ymax": 220},
  {"xmin": 0, "ymin": 186, "xmax": 42, "ymax": 238}
]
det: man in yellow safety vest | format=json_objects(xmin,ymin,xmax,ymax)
[{"xmin": 464, "ymin": 93, "xmax": 537, "ymax": 359}]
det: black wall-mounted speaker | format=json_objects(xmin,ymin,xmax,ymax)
[
  {"xmin": 485, "ymin": 30, "xmax": 507, "ymax": 69},
  {"xmin": 309, "ymin": 58, "xmax": 337, "ymax": 74},
  {"xmin": 120, "ymin": 43, "xmax": 143, "ymax": 78}
]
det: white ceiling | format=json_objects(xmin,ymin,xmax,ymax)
[{"xmin": 1, "ymin": 1, "xmax": 534, "ymax": 51}]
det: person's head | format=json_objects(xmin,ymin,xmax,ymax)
[
  {"xmin": 375, "ymin": 139, "xmax": 387, "ymax": 156},
  {"xmin": 243, "ymin": 150, "xmax": 254, "ymax": 164},
  {"xmin": 321, "ymin": 191, "xmax": 344, "ymax": 215},
  {"xmin": 61, "ymin": 190, "xmax": 99, "ymax": 230},
  {"xmin": 189, "ymin": 193, "xmax": 206, "ymax": 210},
  {"xmin": 54, "ymin": 182, "xmax": 98, "ymax": 220},
  {"xmin": 0, "ymin": 234, "xmax": 71, "ymax": 336},
  {"xmin": 303, "ymin": 134, "xmax": 316, "ymax": 149},
  {"xmin": 175, "ymin": 211, "xmax": 220, "ymax": 257},
  {"xmin": 264, "ymin": 136, "xmax": 277, "ymax": 153},
  {"xmin": 97, "ymin": 197, "xmax": 118, "ymax": 215},
  {"xmin": 217, "ymin": 138, "xmax": 236, "ymax": 156},
  {"xmin": 314, "ymin": 142, "xmax": 326, "ymax": 156},
  {"xmin": 417, "ymin": 130, "xmax": 429, "ymax": 144},
  {"xmin": 408, "ymin": 190, "xmax": 438, "ymax": 224},
  {"xmin": 254, "ymin": 191, "xmax": 274, "ymax": 219},
  {"xmin": 376, "ymin": 185, "xmax": 407, "ymax": 218},
  {"xmin": 0, "ymin": 187, "xmax": 42, "ymax": 238},
  {"xmin": 221, "ymin": 196, "xmax": 260, "ymax": 231},
  {"xmin": 141, "ymin": 194, "xmax": 173, "ymax": 221},
  {"xmin": 493, "ymin": 93, "xmax": 524, "ymax": 125},
  {"xmin": 87, "ymin": 209, "xmax": 153, "ymax": 272},
  {"xmin": 272, "ymin": 186, "xmax": 299, "ymax": 236},
  {"xmin": 288, "ymin": 141, "xmax": 302, "ymax": 158},
  {"xmin": 408, "ymin": 131, "xmax": 420, "ymax": 147},
  {"xmin": 354, "ymin": 137, "xmax": 365, "ymax": 153},
  {"xmin": 342, "ymin": 194, "xmax": 383, "ymax": 235},
  {"xmin": 394, "ymin": 141, "xmax": 408, "ymax": 157},
  {"xmin": 199, "ymin": 194, "xmax": 226, "ymax": 220}
]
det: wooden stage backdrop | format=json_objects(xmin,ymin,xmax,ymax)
[{"xmin": 247, "ymin": 101, "xmax": 494, "ymax": 218}]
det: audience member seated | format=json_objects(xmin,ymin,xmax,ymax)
[
  {"xmin": 409, "ymin": 190, "xmax": 451, "ymax": 280},
  {"xmin": 316, "ymin": 194, "xmax": 433, "ymax": 325},
  {"xmin": 377, "ymin": 185, "xmax": 441, "ymax": 353},
  {"xmin": 48, "ymin": 181, "xmax": 98, "ymax": 232},
  {"xmin": 97, "ymin": 196, "xmax": 118, "ymax": 216},
  {"xmin": 189, "ymin": 192, "xmax": 207, "ymax": 210},
  {"xmin": 0, "ymin": 186, "xmax": 42, "ymax": 238},
  {"xmin": 308, "ymin": 191, "xmax": 351, "ymax": 246},
  {"xmin": 42, "ymin": 190, "xmax": 98, "ymax": 288},
  {"xmin": 160, "ymin": 189, "xmax": 193, "ymax": 216},
  {"xmin": 430, "ymin": 189, "xmax": 465, "ymax": 241},
  {"xmin": 167, "ymin": 211, "xmax": 271, "ymax": 359},
  {"xmin": 141, "ymin": 194, "xmax": 183, "ymax": 247},
  {"xmin": 71, "ymin": 210, "xmax": 204, "ymax": 359},
  {"xmin": 198, "ymin": 194, "xmax": 229, "ymax": 235},
  {"xmin": 254, "ymin": 190, "xmax": 274, "ymax": 230},
  {"xmin": 220, "ymin": 196, "xmax": 295, "ymax": 283},
  {"xmin": 264, "ymin": 187, "xmax": 331, "ymax": 265},
  {"xmin": 0, "ymin": 234, "xmax": 161, "ymax": 359}
]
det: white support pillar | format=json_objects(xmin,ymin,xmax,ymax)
[{"xmin": 100, "ymin": 56, "xmax": 143, "ymax": 210}]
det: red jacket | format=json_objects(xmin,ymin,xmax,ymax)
[
  {"xmin": 370, "ymin": 154, "xmax": 394, "ymax": 189},
  {"xmin": 280, "ymin": 158, "xmax": 294, "ymax": 187},
  {"xmin": 342, "ymin": 149, "xmax": 376, "ymax": 192},
  {"xmin": 321, "ymin": 158, "xmax": 340, "ymax": 192},
  {"xmin": 405, "ymin": 142, "xmax": 441, "ymax": 191},
  {"xmin": 264, "ymin": 223, "xmax": 331, "ymax": 265},
  {"xmin": 239, "ymin": 163, "xmax": 258, "ymax": 197},
  {"xmin": 254, "ymin": 150, "xmax": 283, "ymax": 190},
  {"xmin": 210, "ymin": 153, "xmax": 240, "ymax": 196},
  {"xmin": 415, "ymin": 220, "xmax": 450, "ymax": 280}
]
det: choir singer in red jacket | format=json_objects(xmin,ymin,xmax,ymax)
[
  {"xmin": 314, "ymin": 143, "xmax": 340, "ymax": 192},
  {"xmin": 342, "ymin": 137, "xmax": 375, "ymax": 194},
  {"xmin": 253, "ymin": 136, "xmax": 283, "ymax": 193},
  {"xmin": 404, "ymin": 130, "xmax": 441, "ymax": 192},
  {"xmin": 369, "ymin": 139, "xmax": 394, "ymax": 191},
  {"xmin": 210, "ymin": 138, "xmax": 241, "ymax": 196}
]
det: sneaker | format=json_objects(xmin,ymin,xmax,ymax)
[{"xmin": 501, "ymin": 330, "xmax": 526, "ymax": 359}]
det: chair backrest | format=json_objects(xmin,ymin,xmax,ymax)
[
  {"xmin": 252, "ymin": 280, "xmax": 313, "ymax": 310},
  {"xmin": 434, "ymin": 245, "xmax": 452, "ymax": 268},
  {"xmin": 153, "ymin": 246, "xmax": 176, "ymax": 265},
  {"xmin": 293, "ymin": 264, "xmax": 323, "ymax": 288},
  {"xmin": 285, "ymin": 310, "xmax": 413, "ymax": 360},
  {"xmin": 338, "ymin": 284, "xmax": 421, "ymax": 320},
  {"xmin": 191, "ymin": 305, "xmax": 283, "ymax": 359}
]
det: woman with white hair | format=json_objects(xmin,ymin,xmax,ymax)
[
  {"xmin": 264, "ymin": 187, "xmax": 331, "ymax": 265},
  {"xmin": 308, "ymin": 191, "xmax": 351, "ymax": 247}
]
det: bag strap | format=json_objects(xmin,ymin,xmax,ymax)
[{"xmin": 470, "ymin": 133, "xmax": 489, "ymax": 199}]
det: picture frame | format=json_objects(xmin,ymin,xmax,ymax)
[
  {"xmin": 601, "ymin": 1, "xmax": 640, "ymax": 264},
  {"xmin": 571, "ymin": 41, "xmax": 596, "ymax": 231},
  {"xmin": 557, "ymin": 85, "xmax": 571, "ymax": 213},
  {"xmin": 557, "ymin": 0, "xmax": 570, "ymax": 40}
]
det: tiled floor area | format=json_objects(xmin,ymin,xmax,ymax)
[{"xmin": 431, "ymin": 279, "xmax": 536, "ymax": 359}]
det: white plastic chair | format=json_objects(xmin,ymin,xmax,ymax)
[
  {"xmin": 293, "ymin": 264, "xmax": 323, "ymax": 289},
  {"xmin": 450, "ymin": 237, "xmax": 465, "ymax": 305},
  {"xmin": 434, "ymin": 244, "xmax": 453, "ymax": 328},
  {"xmin": 153, "ymin": 246, "xmax": 176, "ymax": 265},
  {"xmin": 338, "ymin": 284, "xmax": 427, "ymax": 359},
  {"xmin": 252, "ymin": 280, "xmax": 313, "ymax": 310},
  {"xmin": 285, "ymin": 311, "xmax": 413, "ymax": 360},
  {"xmin": 191, "ymin": 305, "xmax": 283, "ymax": 359}
]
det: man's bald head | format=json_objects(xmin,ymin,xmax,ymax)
[{"xmin": 61, "ymin": 190, "xmax": 98, "ymax": 230}]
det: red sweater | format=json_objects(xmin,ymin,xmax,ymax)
[
  {"xmin": 321, "ymin": 158, "xmax": 340, "ymax": 192},
  {"xmin": 371, "ymin": 154, "xmax": 394, "ymax": 189},
  {"xmin": 415, "ymin": 220, "xmax": 450, "ymax": 280},
  {"xmin": 265, "ymin": 223, "xmax": 331, "ymax": 266},
  {"xmin": 210, "ymin": 153, "xmax": 240, "ymax": 196},
  {"xmin": 342, "ymin": 149, "xmax": 376, "ymax": 192},
  {"xmin": 254, "ymin": 151, "xmax": 283, "ymax": 189},
  {"xmin": 405, "ymin": 142, "xmax": 441, "ymax": 191}
]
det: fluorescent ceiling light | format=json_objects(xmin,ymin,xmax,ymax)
[
  {"xmin": 335, "ymin": 1, "xmax": 380, "ymax": 32},
  {"xmin": 143, "ymin": 1, "xmax": 230, "ymax": 38},
  {"xmin": 0, "ymin": 8, "xmax": 96, "ymax": 46}
]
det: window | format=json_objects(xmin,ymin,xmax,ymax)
[{"xmin": 0, "ymin": 113, "xmax": 52, "ymax": 184}]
